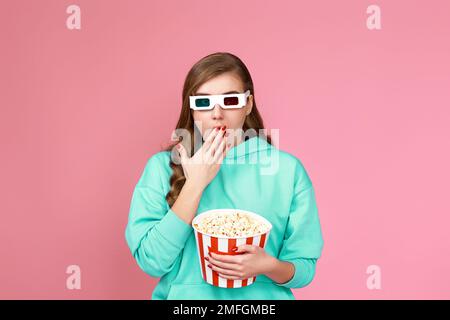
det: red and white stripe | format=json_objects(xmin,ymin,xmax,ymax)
[{"xmin": 194, "ymin": 231, "xmax": 270, "ymax": 288}]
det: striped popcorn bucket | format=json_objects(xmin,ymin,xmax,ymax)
[{"xmin": 192, "ymin": 209, "xmax": 272, "ymax": 288}]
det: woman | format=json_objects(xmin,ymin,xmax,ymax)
[{"xmin": 125, "ymin": 52, "xmax": 324, "ymax": 299}]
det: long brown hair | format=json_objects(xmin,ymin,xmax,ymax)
[{"xmin": 162, "ymin": 52, "xmax": 272, "ymax": 207}]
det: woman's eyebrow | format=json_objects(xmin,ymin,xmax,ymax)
[{"xmin": 195, "ymin": 90, "xmax": 240, "ymax": 96}]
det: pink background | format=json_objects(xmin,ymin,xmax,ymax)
[{"xmin": 1, "ymin": 0, "xmax": 449, "ymax": 299}]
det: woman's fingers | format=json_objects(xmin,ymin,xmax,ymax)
[
  {"xmin": 207, "ymin": 263, "xmax": 242, "ymax": 277},
  {"xmin": 217, "ymin": 274, "xmax": 241, "ymax": 280},
  {"xmin": 212, "ymin": 139, "xmax": 230, "ymax": 164},
  {"xmin": 207, "ymin": 128, "xmax": 226, "ymax": 156},
  {"xmin": 203, "ymin": 127, "xmax": 221, "ymax": 151},
  {"xmin": 206, "ymin": 255, "xmax": 239, "ymax": 269},
  {"xmin": 176, "ymin": 143, "xmax": 188, "ymax": 163}
]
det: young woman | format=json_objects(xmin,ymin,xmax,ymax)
[{"xmin": 125, "ymin": 52, "xmax": 324, "ymax": 300}]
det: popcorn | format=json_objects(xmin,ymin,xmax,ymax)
[
  {"xmin": 193, "ymin": 211, "xmax": 269, "ymax": 237},
  {"xmin": 192, "ymin": 208, "xmax": 272, "ymax": 288}
]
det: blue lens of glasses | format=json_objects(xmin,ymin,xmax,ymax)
[{"xmin": 195, "ymin": 98, "xmax": 210, "ymax": 108}]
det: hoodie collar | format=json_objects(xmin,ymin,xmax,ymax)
[{"xmin": 225, "ymin": 135, "xmax": 273, "ymax": 159}]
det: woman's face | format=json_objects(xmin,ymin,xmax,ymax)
[{"xmin": 192, "ymin": 72, "xmax": 253, "ymax": 147}]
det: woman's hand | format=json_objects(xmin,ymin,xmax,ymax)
[
  {"xmin": 176, "ymin": 126, "xmax": 231, "ymax": 190},
  {"xmin": 205, "ymin": 245, "xmax": 275, "ymax": 280}
]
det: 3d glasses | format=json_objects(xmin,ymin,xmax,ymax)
[{"xmin": 189, "ymin": 90, "xmax": 250, "ymax": 110}]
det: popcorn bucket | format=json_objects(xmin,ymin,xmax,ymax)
[{"xmin": 192, "ymin": 208, "xmax": 272, "ymax": 288}]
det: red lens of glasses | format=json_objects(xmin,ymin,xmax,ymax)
[{"xmin": 223, "ymin": 96, "xmax": 239, "ymax": 106}]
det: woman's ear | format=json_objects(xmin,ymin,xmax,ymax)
[{"xmin": 245, "ymin": 94, "xmax": 254, "ymax": 116}]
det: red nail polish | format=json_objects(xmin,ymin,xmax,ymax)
[
  {"xmin": 231, "ymin": 247, "xmax": 238, "ymax": 252},
  {"xmin": 208, "ymin": 264, "xmax": 212, "ymax": 268},
  {"xmin": 205, "ymin": 257, "xmax": 209, "ymax": 261}
]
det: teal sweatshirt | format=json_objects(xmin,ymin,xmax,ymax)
[{"xmin": 125, "ymin": 136, "xmax": 324, "ymax": 300}]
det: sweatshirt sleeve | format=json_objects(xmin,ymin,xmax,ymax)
[
  {"xmin": 125, "ymin": 153, "xmax": 193, "ymax": 278},
  {"xmin": 275, "ymin": 159, "xmax": 324, "ymax": 289}
]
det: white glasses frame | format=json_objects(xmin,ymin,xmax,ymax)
[{"xmin": 189, "ymin": 90, "xmax": 251, "ymax": 110}]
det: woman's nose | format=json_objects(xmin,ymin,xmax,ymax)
[{"xmin": 211, "ymin": 104, "xmax": 224, "ymax": 119}]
